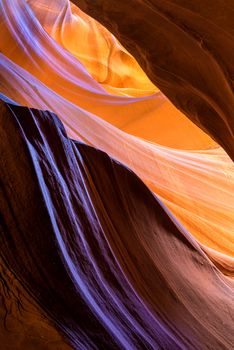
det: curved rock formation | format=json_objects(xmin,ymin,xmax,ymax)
[
  {"xmin": 75, "ymin": 0, "xmax": 234, "ymax": 160},
  {"xmin": 1, "ymin": 0, "xmax": 214, "ymax": 149},
  {"xmin": 0, "ymin": 0, "xmax": 233, "ymax": 268},
  {"xmin": 1, "ymin": 102, "xmax": 233, "ymax": 349},
  {"xmin": 0, "ymin": 0, "xmax": 234, "ymax": 348}
]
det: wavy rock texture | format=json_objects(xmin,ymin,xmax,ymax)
[
  {"xmin": 1, "ymin": 102, "xmax": 234, "ymax": 350},
  {"xmin": 76, "ymin": 0, "xmax": 234, "ymax": 160},
  {"xmin": 0, "ymin": 0, "xmax": 234, "ymax": 349},
  {"xmin": 1, "ymin": 0, "xmax": 214, "ymax": 149},
  {"xmin": 0, "ymin": 0, "xmax": 233, "ymax": 270}
]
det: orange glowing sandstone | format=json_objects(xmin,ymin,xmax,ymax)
[{"xmin": 0, "ymin": 0, "xmax": 233, "ymax": 274}]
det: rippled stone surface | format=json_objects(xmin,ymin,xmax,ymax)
[
  {"xmin": 0, "ymin": 102, "xmax": 234, "ymax": 349},
  {"xmin": 0, "ymin": 1, "xmax": 234, "ymax": 349}
]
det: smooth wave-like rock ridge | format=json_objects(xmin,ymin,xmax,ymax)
[
  {"xmin": 0, "ymin": 102, "xmax": 233, "ymax": 349},
  {"xmin": 0, "ymin": 0, "xmax": 234, "ymax": 348},
  {"xmin": 1, "ymin": 0, "xmax": 233, "ymax": 268}
]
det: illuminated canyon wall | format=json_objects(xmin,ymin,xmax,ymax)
[
  {"xmin": 76, "ymin": 0, "xmax": 234, "ymax": 160},
  {"xmin": 0, "ymin": 0, "xmax": 233, "ymax": 349}
]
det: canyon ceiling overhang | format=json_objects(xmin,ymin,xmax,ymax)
[{"xmin": 75, "ymin": 0, "xmax": 234, "ymax": 160}]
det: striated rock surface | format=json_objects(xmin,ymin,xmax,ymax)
[
  {"xmin": 0, "ymin": 0, "xmax": 233, "ymax": 268},
  {"xmin": 1, "ymin": 102, "xmax": 234, "ymax": 349},
  {"xmin": 0, "ymin": 1, "xmax": 234, "ymax": 348}
]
